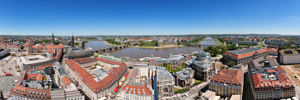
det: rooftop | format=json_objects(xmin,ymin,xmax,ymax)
[
  {"xmin": 230, "ymin": 95, "xmax": 241, "ymax": 100},
  {"xmin": 249, "ymin": 59, "xmax": 294, "ymax": 91},
  {"xmin": 279, "ymin": 49, "xmax": 299, "ymax": 55},
  {"xmin": 121, "ymin": 68, "xmax": 153, "ymax": 96},
  {"xmin": 211, "ymin": 69, "xmax": 243, "ymax": 86},
  {"xmin": 65, "ymin": 57, "xmax": 126, "ymax": 93},
  {"xmin": 224, "ymin": 48, "xmax": 266, "ymax": 59},
  {"xmin": 154, "ymin": 67, "xmax": 174, "ymax": 82},
  {"xmin": 227, "ymin": 48, "xmax": 263, "ymax": 55},
  {"xmin": 19, "ymin": 55, "xmax": 52, "ymax": 65}
]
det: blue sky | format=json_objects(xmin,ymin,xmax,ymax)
[{"xmin": 0, "ymin": 0, "xmax": 300, "ymax": 36}]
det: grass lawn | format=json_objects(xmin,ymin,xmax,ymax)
[
  {"xmin": 104, "ymin": 41, "xmax": 123, "ymax": 46},
  {"xmin": 214, "ymin": 38, "xmax": 223, "ymax": 45},
  {"xmin": 138, "ymin": 45, "xmax": 156, "ymax": 47},
  {"xmin": 174, "ymin": 87, "xmax": 180, "ymax": 91},
  {"xmin": 193, "ymin": 79, "xmax": 203, "ymax": 86},
  {"xmin": 174, "ymin": 88, "xmax": 190, "ymax": 94}
]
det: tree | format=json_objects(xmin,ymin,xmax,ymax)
[
  {"xmin": 181, "ymin": 63, "xmax": 186, "ymax": 68},
  {"xmin": 204, "ymin": 46, "xmax": 220, "ymax": 57},
  {"xmin": 221, "ymin": 66, "xmax": 226, "ymax": 69},
  {"xmin": 177, "ymin": 42, "xmax": 182, "ymax": 46},
  {"xmin": 75, "ymin": 42, "xmax": 79, "ymax": 46},
  {"xmin": 227, "ymin": 61, "xmax": 235, "ymax": 67},
  {"xmin": 220, "ymin": 45, "xmax": 228, "ymax": 54},
  {"xmin": 20, "ymin": 45, "xmax": 24, "ymax": 50},
  {"xmin": 54, "ymin": 41, "xmax": 60, "ymax": 45},
  {"xmin": 164, "ymin": 63, "xmax": 172, "ymax": 72}
]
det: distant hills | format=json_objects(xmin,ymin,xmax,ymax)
[{"xmin": 0, "ymin": 33, "xmax": 299, "ymax": 37}]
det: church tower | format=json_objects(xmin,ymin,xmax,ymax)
[
  {"xmin": 71, "ymin": 34, "xmax": 75, "ymax": 47},
  {"xmin": 52, "ymin": 32, "xmax": 55, "ymax": 44}
]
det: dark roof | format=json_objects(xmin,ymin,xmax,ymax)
[
  {"xmin": 64, "ymin": 49, "xmax": 94, "ymax": 59},
  {"xmin": 227, "ymin": 48, "xmax": 262, "ymax": 55}
]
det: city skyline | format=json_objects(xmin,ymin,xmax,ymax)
[{"xmin": 1, "ymin": 0, "xmax": 300, "ymax": 35}]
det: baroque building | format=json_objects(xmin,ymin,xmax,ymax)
[
  {"xmin": 190, "ymin": 50, "xmax": 216, "ymax": 81},
  {"xmin": 173, "ymin": 68, "xmax": 194, "ymax": 88}
]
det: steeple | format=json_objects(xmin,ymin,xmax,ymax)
[
  {"xmin": 52, "ymin": 32, "xmax": 55, "ymax": 44},
  {"xmin": 71, "ymin": 34, "xmax": 75, "ymax": 47}
]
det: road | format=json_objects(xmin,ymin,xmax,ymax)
[
  {"xmin": 187, "ymin": 81, "xmax": 209, "ymax": 98},
  {"xmin": 1, "ymin": 56, "xmax": 20, "ymax": 76},
  {"xmin": 161, "ymin": 81, "xmax": 209, "ymax": 100}
]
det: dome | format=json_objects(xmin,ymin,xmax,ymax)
[
  {"xmin": 196, "ymin": 50, "xmax": 208, "ymax": 61},
  {"xmin": 183, "ymin": 70, "xmax": 190, "ymax": 75}
]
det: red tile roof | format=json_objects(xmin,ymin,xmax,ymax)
[
  {"xmin": 121, "ymin": 69, "xmax": 152, "ymax": 95},
  {"xmin": 211, "ymin": 69, "xmax": 243, "ymax": 86},
  {"xmin": 12, "ymin": 71, "xmax": 51, "ymax": 99},
  {"xmin": 61, "ymin": 76, "xmax": 72, "ymax": 86},
  {"xmin": 122, "ymin": 84, "xmax": 152, "ymax": 95},
  {"xmin": 65, "ymin": 57, "xmax": 127, "ymax": 93},
  {"xmin": 224, "ymin": 48, "xmax": 266, "ymax": 59},
  {"xmin": 23, "ymin": 73, "xmax": 43, "ymax": 81},
  {"xmin": 252, "ymin": 69, "xmax": 294, "ymax": 91},
  {"xmin": 39, "ymin": 64, "xmax": 52, "ymax": 70}
]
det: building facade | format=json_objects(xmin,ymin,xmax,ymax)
[
  {"xmin": 223, "ymin": 48, "xmax": 267, "ymax": 65},
  {"xmin": 64, "ymin": 57, "xmax": 127, "ymax": 100},
  {"xmin": 265, "ymin": 39, "xmax": 290, "ymax": 46},
  {"xmin": 173, "ymin": 68, "xmax": 194, "ymax": 88},
  {"xmin": 266, "ymin": 46, "xmax": 278, "ymax": 56},
  {"xmin": 119, "ymin": 67, "xmax": 154, "ymax": 100},
  {"xmin": 11, "ymin": 67, "xmax": 52, "ymax": 100},
  {"xmin": 150, "ymin": 67, "xmax": 174, "ymax": 97},
  {"xmin": 17, "ymin": 55, "xmax": 55, "ymax": 71},
  {"xmin": 0, "ymin": 47, "xmax": 9, "ymax": 58},
  {"xmin": 295, "ymin": 37, "xmax": 300, "ymax": 45},
  {"xmin": 143, "ymin": 52, "xmax": 190, "ymax": 70},
  {"xmin": 209, "ymin": 69, "xmax": 243, "ymax": 97},
  {"xmin": 279, "ymin": 48, "xmax": 300, "ymax": 64},
  {"xmin": 190, "ymin": 50, "xmax": 216, "ymax": 81},
  {"xmin": 248, "ymin": 58, "xmax": 295, "ymax": 100}
]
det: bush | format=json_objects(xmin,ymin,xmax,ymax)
[
  {"xmin": 181, "ymin": 63, "xmax": 186, "ymax": 68},
  {"xmin": 221, "ymin": 66, "xmax": 226, "ymax": 69},
  {"xmin": 227, "ymin": 61, "xmax": 235, "ymax": 67}
]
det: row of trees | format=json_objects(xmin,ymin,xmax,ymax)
[
  {"xmin": 33, "ymin": 40, "xmax": 60, "ymax": 44},
  {"xmin": 163, "ymin": 63, "xmax": 186, "ymax": 73},
  {"xmin": 204, "ymin": 45, "xmax": 238, "ymax": 57},
  {"xmin": 187, "ymin": 37, "xmax": 205, "ymax": 44},
  {"xmin": 139, "ymin": 40, "xmax": 159, "ymax": 47},
  {"xmin": 220, "ymin": 61, "xmax": 235, "ymax": 70},
  {"xmin": 105, "ymin": 38, "xmax": 121, "ymax": 45}
]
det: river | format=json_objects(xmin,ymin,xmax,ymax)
[{"xmin": 86, "ymin": 40, "xmax": 202, "ymax": 59}]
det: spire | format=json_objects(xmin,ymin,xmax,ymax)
[
  {"xmin": 52, "ymin": 32, "xmax": 55, "ymax": 44},
  {"xmin": 71, "ymin": 33, "xmax": 75, "ymax": 47}
]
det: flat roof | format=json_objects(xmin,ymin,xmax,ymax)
[
  {"xmin": 230, "ymin": 95, "xmax": 241, "ymax": 100},
  {"xmin": 224, "ymin": 48, "xmax": 266, "ymax": 59},
  {"xmin": 19, "ymin": 55, "xmax": 52, "ymax": 65},
  {"xmin": 227, "ymin": 48, "xmax": 262, "ymax": 55}
]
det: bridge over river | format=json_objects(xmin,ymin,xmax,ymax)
[
  {"xmin": 92, "ymin": 45, "xmax": 129, "ymax": 53},
  {"xmin": 85, "ymin": 40, "xmax": 129, "ymax": 53}
]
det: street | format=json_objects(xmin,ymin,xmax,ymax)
[
  {"xmin": 161, "ymin": 81, "xmax": 209, "ymax": 100},
  {"xmin": 0, "ymin": 56, "xmax": 20, "ymax": 76}
]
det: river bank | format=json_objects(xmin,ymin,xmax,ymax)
[{"xmin": 104, "ymin": 40, "xmax": 186, "ymax": 49}]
